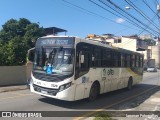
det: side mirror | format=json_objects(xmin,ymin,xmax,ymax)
[
  {"xmin": 80, "ymin": 55, "xmax": 84, "ymax": 63},
  {"xmin": 28, "ymin": 48, "xmax": 35, "ymax": 62}
]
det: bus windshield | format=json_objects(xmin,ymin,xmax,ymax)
[{"xmin": 33, "ymin": 47, "xmax": 74, "ymax": 76}]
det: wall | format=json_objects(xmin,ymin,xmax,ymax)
[
  {"xmin": 0, "ymin": 64, "xmax": 32, "ymax": 86},
  {"xmin": 152, "ymin": 45, "xmax": 160, "ymax": 68},
  {"xmin": 26, "ymin": 63, "xmax": 33, "ymax": 80},
  {"xmin": 111, "ymin": 37, "xmax": 137, "ymax": 52}
]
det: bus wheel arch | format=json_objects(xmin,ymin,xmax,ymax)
[
  {"xmin": 88, "ymin": 80, "xmax": 100, "ymax": 101},
  {"xmin": 127, "ymin": 76, "xmax": 133, "ymax": 90}
]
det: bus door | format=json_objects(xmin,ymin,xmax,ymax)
[{"xmin": 75, "ymin": 44, "xmax": 90, "ymax": 100}]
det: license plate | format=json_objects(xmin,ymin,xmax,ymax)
[{"xmin": 41, "ymin": 90, "xmax": 48, "ymax": 94}]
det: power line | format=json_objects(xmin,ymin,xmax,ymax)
[
  {"xmin": 155, "ymin": 0, "xmax": 159, "ymax": 5},
  {"xmin": 62, "ymin": 0, "xmax": 159, "ymax": 37},
  {"xmin": 98, "ymin": 0, "xmax": 153, "ymax": 33},
  {"xmin": 124, "ymin": 0, "xmax": 160, "ymax": 31},
  {"xmin": 98, "ymin": 0, "xmax": 154, "ymax": 34},
  {"xmin": 62, "ymin": 0, "xmax": 115, "ymax": 23},
  {"xmin": 89, "ymin": 0, "xmax": 157, "ymax": 36},
  {"xmin": 143, "ymin": 0, "xmax": 160, "ymax": 20},
  {"xmin": 62, "ymin": 0, "xmax": 137, "ymax": 30},
  {"xmin": 105, "ymin": 0, "xmax": 159, "ymax": 36},
  {"xmin": 138, "ymin": 14, "xmax": 157, "ymax": 35}
]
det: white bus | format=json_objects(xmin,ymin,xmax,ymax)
[{"xmin": 28, "ymin": 35, "xmax": 144, "ymax": 101}]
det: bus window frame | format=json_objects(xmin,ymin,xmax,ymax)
[{"xmin": 75, "ymin": 43, "xmax": 91, "ymax": 79}]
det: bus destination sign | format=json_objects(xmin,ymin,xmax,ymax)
[
  {"xmin": 36, "ymin": 37, "xmax": 75, "ymax": 47},
  {"xmin": 41, "ymin": 39, "xmax": 69, "ymax": 45}
]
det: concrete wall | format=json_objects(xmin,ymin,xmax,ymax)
[
  {"xmin": 111, "ymin": 37, "xmax": 137, "ymax": 52},
  {"xmin": 26, "ymin": 63, "xmax": 33, "ymax": 80},
  {"xmin": 0, "ymin": 64, "xmax": 32, "ymax": 86},
  {"xmin": 152, "ymin": 45, "xmax": 160, "ymax": 68}
]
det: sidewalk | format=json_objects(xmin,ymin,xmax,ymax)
[{"xmin": 0, "ymin": 85, "xmax": 28, "ymax": 93}]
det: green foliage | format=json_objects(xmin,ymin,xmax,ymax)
[
  {"xmin": 144, "ymin": 39, "xmax": 156, "ymax": 46},
  {"xmin": 0, "ymin": 18, "xmax": 45, "ymax": 66},
  {"xmin": 94, "ymin": 112, "xmax": 112, "ymax": 120}
]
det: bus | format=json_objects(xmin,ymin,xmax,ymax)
[{"xmin": 28, "ymin": 35, "xmax": 144, "ymax": 101}]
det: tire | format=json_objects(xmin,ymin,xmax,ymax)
[
  {"xmin": 88, "ymin": 83, "xmax": 99, "ymax": 101},
  {"xmin": 127, "ymin": 78, "xmax": 133, "ymax": 90}
]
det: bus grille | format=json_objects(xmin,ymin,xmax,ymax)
[{"xmin": 33, "ymin": 84, "xmax": 58, "ymax": 96}]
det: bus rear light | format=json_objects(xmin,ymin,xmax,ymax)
[{"xmin": 59, "ymin": 82, "xmax": 72, "ymax": 92}]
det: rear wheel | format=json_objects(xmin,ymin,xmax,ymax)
[{"xmin": 88, "ymin": 83, "xmax": 99, "ymax": 101}]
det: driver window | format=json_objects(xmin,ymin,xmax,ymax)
[{"xmin": 81, "ymin": 51, "xmax": 89, "ymax": 69}]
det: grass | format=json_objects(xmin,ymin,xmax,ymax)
[{"xmin": 94, "ymin": 112, "xmax": 113, "ymax": 120}]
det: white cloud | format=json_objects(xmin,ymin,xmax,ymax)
[{"xmin": 115, "ymin": 18, "xmax": 125, "ymax": 23}]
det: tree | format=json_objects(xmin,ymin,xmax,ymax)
[
  {"xmin": 144, "ymin": 39, "xmax": 156, "ymax": 46},
  {"xmin": 0, "ymin": 18, "xmax": 45, "ymax": 66}
]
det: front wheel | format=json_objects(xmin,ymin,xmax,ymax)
[{"xmin": 88, "ymin": 83, "xmax": 99, "ymax": 101}]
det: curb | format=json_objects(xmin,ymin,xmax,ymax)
[{"xmin": 0, "ymin": 86, "xmax": 28, "ymax": 93}]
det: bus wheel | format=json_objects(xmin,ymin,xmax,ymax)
[
  {"xmin": 88, "ymin": 82, "xmax": 99, "ymax": 101},
  {"xmin": 127, "ymin": 77, "xmax": 133, "ymax": 90}
]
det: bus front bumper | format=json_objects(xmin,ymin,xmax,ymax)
[{"xmin": 30, "ymin": 84, "xmax": 75, "ymax": 101}]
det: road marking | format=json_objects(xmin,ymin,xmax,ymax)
[{"xmin": 74, "ymin": 86, "xmax": 159, "ymax": 120}]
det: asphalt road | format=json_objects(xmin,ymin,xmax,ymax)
[{"xmin": 0, "ymin": 71, "xmax": 159, "ymax": 120}]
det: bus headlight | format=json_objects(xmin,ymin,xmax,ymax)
[{"xmin": 59, "ymin": 82, "xmax": 72, "ymax": 92}]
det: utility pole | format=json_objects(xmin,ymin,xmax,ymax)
[{"xmin": 157, "ymin": 4, "xmax": 160, "ymax": 69}]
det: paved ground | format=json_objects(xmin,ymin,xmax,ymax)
[{"xmin": 0, "ymin": 73, "xmax": 160, "ymax": 120}]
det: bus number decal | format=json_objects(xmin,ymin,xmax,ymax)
[
  {"xmin": 103, "ymin": 69, "xmax": 106, "ymax": 76},
  {"xmin": 107, "ymin": 69, "xmax": 114, "ymax": 75}
]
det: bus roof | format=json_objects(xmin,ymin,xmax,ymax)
[{"xmin": 37, "ymin": 35, "xmax": 143, "ymax": 56}]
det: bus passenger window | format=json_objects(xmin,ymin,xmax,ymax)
[
  {"xmin": 93, "ymin": 48, "xmax": 101, "ymax": 67},
  {"xmin": 131, "ymin": 55, "xmax": 135, "ymax": 67},
  {"xmin": 140, "ymin": 56, "xmax": 143, "ymax": 67},
  {"xmin": 135, "ymin": 55, "xmax": 139, "ymax": 67},
  {"xmin": 121, "ymin": 54, "xmax": 125, "ymax": 67}
]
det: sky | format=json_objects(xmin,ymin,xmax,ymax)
[{"xmin": 0, "ymin": 0, "xmax": 160, "ymax": 38}]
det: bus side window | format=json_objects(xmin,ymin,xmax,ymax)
[
  {"xmin": 93, "ymin": 47, "xmax": 101, "ymax": 67},
  {"xmin": 121, "ymin": 53, "xmax": 125, "ymax": 67},
  {"xmin": 131, "ymin": 55, "xmax": 135, "ymax": 67},
  {"xmin": 140, "ymin": 56, "xmax": 143, "ymax": 67},
  {"xmin": 105, "ymin": 49, "xmax": 111, "ymax": 67},
  {"xmin": 136, "ymin": 55, "xmax": 139, "ymax": 67},
  {"xmin": 126, "ymin": 54, "xmax": 131, "ymax": 67},
  {"xmin": 113, "ymin": 51, "xmax": 120, "ymax": 67}
]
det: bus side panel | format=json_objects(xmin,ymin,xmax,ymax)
[
  {"xmin": 88, "ymin": 68, "xmax": 104, "ymax": 94},
  {"xmin": 74, "ymin": 68, "xmax": 104, "ymax": 100},
  {"xmin": 117, "ymin": 68, "xmax": 127, "ymax": 90},
  {"xmin": 75, "ymin": 82, "xmax": 85, "ymax": 100}
]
